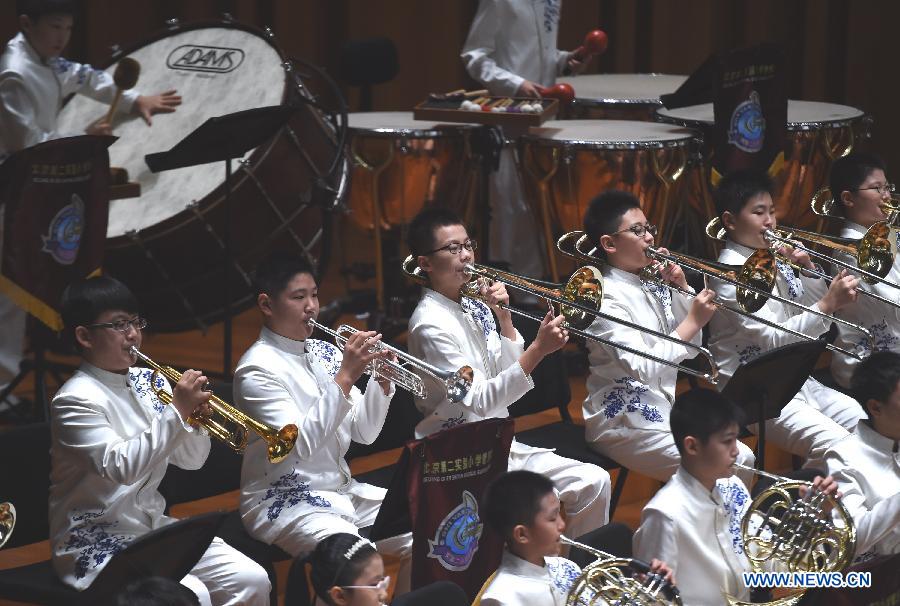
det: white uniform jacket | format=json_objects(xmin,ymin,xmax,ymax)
[
  {"xmin": 633, "ymin": 466, "xmax": 753, "ymax": 606},
  {"xmin": 234, "ymin": 327, "xmax": 394, "ymax": 545},
  {"xmin": 0, "ymin": 32, "xmax": 138, "ymax": 161},
  {"xmin": 461, "ymin": 0, "xmax": 571, "ymax": 96},
  {"xmin": 708, "ymin": 240, "xmax": 831, "ymax": 383},
  {"xmin": 478, "ymin": 549, "xmax": 583, "ymax": 606},
  {"xmin": 583, "ymin": 266, "xmax": 700, "ymax": 440},
  {"xmin": 831, "ymin": 222, "xmax": 900, "ymax": 388},
  {"xmin": 49, "ymin": 363, "xmax": 210, "ymax": 590},
  {"xmin": 407, "ymin": 288, "xmax": 534, "ymax": 439},
  {"xmin": 825, "ymin": 422, "xmax": 900, "ymax": 560}
]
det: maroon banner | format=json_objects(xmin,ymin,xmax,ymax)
[
  {"xmin": 405, "ymin": 418, "xmax": 514, "ymax": 596},
  {"xmin": 0, "ymin": 136, "xmax": 114, "ymax": 330},
  {"xmin": 712, "ymin": 44, "xmax": 786, "ymax": 177}
]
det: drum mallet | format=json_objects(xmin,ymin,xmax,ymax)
[{"xmin": 105, "ymin": 57, "xmax": 141, "ymax": 123}]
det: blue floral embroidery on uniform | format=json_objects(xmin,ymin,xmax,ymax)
[
  {"xmin": 62, "ymin": 510, "xmax": 130, "ymax": 580},
  {"xmin": 870, "ymin": 319, "xmax": 899, "ymax": 352},
  {"xmin": 305, "ymin": 339, "xmax": 341, "ymax": 378},
  {"xmin": 547, "ymin": 557, "xmax": 581, "ymax": 596},
  {"xmin": 601, "ymin": 377, "xmax": 662, "ymax": 422},
  {"xmin": 49, "ymin": 57, "xmax": 72, "ymax": 73},
  {"xmin": 717, "ymin": 479, "xmax": 749, "ymax": 555},
  {"xmin": 440, "ymin": 411, "xmax": 466, "ymax": 431},
  {"xmin": 644, "ymin": 281, "xmax": 676, "ymax": 328},
  {"xmin": 775, "ymin": 260, "xmax": 802, "ymax": 300},
  {"xmin": 260, "ymin": 470, "xmax": 331, "ymax": 522},
  {"xmin": 461, "ymin": 297, "xmax": 496, "ymax": 340},
  {"xmin": 128, "ymin": 368, "xmax": 168, "ymax": 414},
  {"xmin": 543, "ymin": 0, "xmax": 561, "ymax": 32},
  {"xmin": 737, "ymin": 344, "xmax": 762, "ymax": 366}
]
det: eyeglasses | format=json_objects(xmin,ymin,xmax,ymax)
[
  {"xmin": 424, "ymin": 239, "xmax": 477, "ymax": 255},
  {"xmin": 341, "ymin": 576, "xmax": 391, "ymax": 591},
  {"xmin": 855, "ymin": 182, "xmax": 895, "ymax": 195},
  {"xmin": 86, "ymin": 317, "xmax": 148, "ymax": 333},
  {"xmin": 610, "ymin": 223, "xmax": 657, "ymax": 238}
]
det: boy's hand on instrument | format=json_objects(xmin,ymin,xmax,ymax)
[
  {"xmin": 134, "ymin": 89, "xmax": 182, "ymax": 126},
  {"xmin": 481, "ymin": 281, "xmax": 512, "ymax": 319},
  {"xmin": 516, "ymin": 80, "xmax": 542, "ymax": 98},
  {"xmin": 819, "ymin": 269, "xmax": 859, "ymax": 314},
  {"xmin": 533, "ymin": 311, "xmax": 569, "ymax": 355},
  {"xmin": 172, "ymin": 369, "xmax": 211, "ymax": 421},
  {"xmin": 689, "ymin": 288, "xmax": 718, "ymax": 325},
  {"xmin": 656, "ymin": 248, "xmax": 688, "ymax": 289},
  {"xmin": 777, "ymin": 241, "xmax": 814, "ymax": 270},
  {"xmin": 375, "ymin": 351, "xmax": 397, "ymax": 396},
  {"xmin": 335, "ymin": 330, "xmax": 381, "ymax": 394},
  {"xmin": 647, "ymin": 558, "xmax": 676, "ymax": 584},
  {"xmin": 85, "ymin": 117, "xmax": 113, "ymax": 136}
]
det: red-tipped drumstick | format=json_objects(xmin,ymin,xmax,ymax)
[
  {"xmin": 535, "ymin": 83, "xmax": 576, "ymax": 103},
  {"xmin": 572, "ymin": 29, "xmax": 609, "ymax": 61}
]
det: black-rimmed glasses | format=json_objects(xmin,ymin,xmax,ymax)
[
  {"xmin": 424, "ymin": 239, "xmax": 477, "ymax": 255},
  {"xmin": 86, "ymin": 317, "xmax": 148, "ymax": 333}
]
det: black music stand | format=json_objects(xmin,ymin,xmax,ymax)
[
  {"xmin": 86, "ymin": 511, "xmax": 226, "ymax": 603},
  {"xmin": 145, "ymin": 106, "xmax": 296, "ymax": 377},
  {"xmin": 722, "ymin": 339, "xmax": 826, "ymax": 471}
]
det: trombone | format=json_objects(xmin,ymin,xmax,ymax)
[
  {"xmin": 306, "ymin": 319, "xmax": 472, "ymax": 403},
  {"xmin": 764, "ymin": 224, "xmax": 899, "ymax": 290},
  {"xmin": 0, "ymin": 502, "xmax": 14, "ymax": 549},
  {"xmin": 726, "ymin": 462, "xmax": 856, "ymax": 606},
  {"xmin": 556, "ymin": 231, "xmax": 867, "ymax": 360},
  {"xmin": 130, "ymin": 347, "xmax": 299, "ymax": 463},
  {"xmin": 560, "ymin": 535, "xmax": 682, "ymax": 605},
  {"xmin": 400, "ymin": 255, "xmax": 720, "ymax": 384}
]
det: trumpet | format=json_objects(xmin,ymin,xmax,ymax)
[
  {"xmin": 811, "ymin": 186, "xmax": 900, "ymax": 227},
  {"xmin": 726, "ymin": 462, "xmax": 856, "ymax": 606},
  {"xmin": 401, "ymin": 255, "xmax": 719, "ymax": 383},
  {"xmin": 307, "ymin": 319, "xmax": 472, "ymax": 403},
  {"xmin": 557, "ymin": 231, "xmax": 868, "ymax": 360},
  {"xmin": 0, "ymin": 502, "xmax": 15, "ymax": 549},
  {"xmin": 129, "ymin": 347, "xmax": 298, "ymax": 463},
  {"xmin": 560, "ymin": 535, "xmax": 682, "ymax": 605}
]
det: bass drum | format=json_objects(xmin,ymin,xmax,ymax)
[{"xmin": 57, "ymin": 21, "xmax": 347, "ymax": 332}]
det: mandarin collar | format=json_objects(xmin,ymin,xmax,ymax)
[
  {"xmin": 498, "ymin": 549, "xmax": 551, "ymax": 579},
  {"xmin": 80, "ymin": 361, "xmax": 131, "ymax": 388},
  {"xmin": 723, "ymin": 239, "xmax": 760, "ymax": 261},
  {"xmin": 857, "ymin": 421, "xmax": 900, "ymax": 454},
  {"xmin": 423, "ymin": 288, "xmax": 466, "ymax": 314},
  {"xmin": 842, "ymin": 221, "xmax": 867, "ymax": 238},
  {"xmin": 604, "ymin": 265, "xmax": 645, "ymax": 288},
  {"xmin": 674, "ymin": 465, "xmax": 724, "ymax": 506},
  {"xmin": 260, "ymin": 325, "xmax": 307, "ymax": 356},
  {"xmin": 14, "ymin": 32, "xmax": 48, "ymax": 65}
]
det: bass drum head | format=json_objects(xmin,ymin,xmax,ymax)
[{"xmin": 57, "ymin": 23, "xmax": 339, "ymax": 332}]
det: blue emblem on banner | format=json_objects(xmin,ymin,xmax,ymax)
[
  {"xmin": 427, "ymin": 490, "xmax": 484, "ymax": 571},
  {"xmin": 41, "ymin": 194, "xmax": 84, "ymax": 265},
  {"xmin": 728, "ymin": 90, "xmax": 766, "ymax": 153}
]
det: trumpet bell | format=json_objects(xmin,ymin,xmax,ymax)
[{"xmin": 560, "ymin": 266, "xmax": 603, "ymax": 330}]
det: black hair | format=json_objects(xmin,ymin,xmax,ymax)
[
  {"xmin": 406, "ymin": 207, "xmax": 466, "ymax": 258},
  {"xmin": 252, "ymin": 251, "xmax": 316, "ymax": 298},
  {"xmin": 582, "ymin": 190, "xmax": 642, "ymax": 259},
  {"xmin": 670, "ymin": 388, "xmax": 745, "ymax": 456},
  {"xmin": 829, "ymin": 152, "xmax": 887, "ymax": 215},
  {"xmin": 850, "ymin": 351, "xmax": 900, "ymax": 416},
  {"xmin": 308, "ymin": 533, "xmax": 379, "ymax": 605},
  {"xmin": 112, "ymin": 576, "xmax": 200, "ymax": 606},
  {"xmin": 713, "ymin": 169, "xmax": 774, "ymax": 218},
  {"xmin": 484, "ymin": 470, "xmax": 556, "ymax": 542},
  {"xmin": 17, "ymin": 0, "xmax": 76, "ymax": 21},
  {"xmin": 60, "ymin": 275, "xmax": 139, "ymax": 340}
]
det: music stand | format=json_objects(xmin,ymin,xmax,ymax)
[
  {"xmin": 85, "ymin": 511, "xmax": 226, "ymax": 603},
  {"xmin": 722, "ymin": 339, "xmax": 826, "ymax": 470},
  {"xmin": 145, "ymin": 105, "xmax": 297, "ymax": 377}
]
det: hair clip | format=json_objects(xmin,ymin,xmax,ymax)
[{"xmin": 344, "ymin": 537, "xmax": 374, "ymax": 560}]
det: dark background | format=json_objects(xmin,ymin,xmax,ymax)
[{"xmin": 4, "ymin": 0, "xmax": 897, "ymax": 170}]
